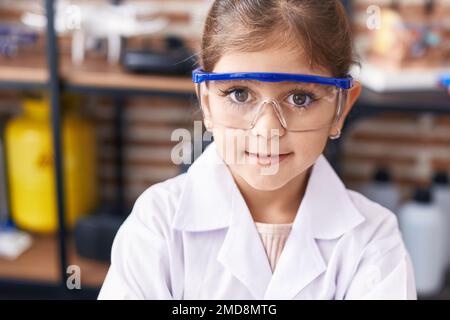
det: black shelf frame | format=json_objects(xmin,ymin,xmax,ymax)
[
  {"xmin": 0, "ymin": 82, "xmax": 48, "ymax": 91},
  {"xmin": 0, "ymin": 0, "xmax": 448, "ymax": 300},
  {"xmin": 0, "ymin": 0, "xmax": 194, "ymax": 299}
]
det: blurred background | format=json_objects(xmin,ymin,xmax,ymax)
[{"xmin": 0, "ymin": 0, "xmax": 449, "ymax": 299}]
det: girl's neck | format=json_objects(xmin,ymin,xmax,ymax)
[{"xmin": 230, "ymin": 167, "xmax": 312, "ymax": 224}]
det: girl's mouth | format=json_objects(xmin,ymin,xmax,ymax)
[{"xmin": 244, "ymin": 150, "xmax": 292, "ymax": 166}]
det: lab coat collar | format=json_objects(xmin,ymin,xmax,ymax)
[
  {"xmin": 172, "ymin": 141, "xmax": 235, "ymax": 232},
  {"xmin": 172, "ymin": 141, "xmax": 365, "ymax": 299},
  {"xmin": 172, "ymin": 141, "xmax": 365, "ymax": 240}
]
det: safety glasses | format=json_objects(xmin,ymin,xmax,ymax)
[{"xmin": 192, "ymin": 68, "xmax": 353, "ymax": 132}]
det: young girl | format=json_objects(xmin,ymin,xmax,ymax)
[{"xmin": 99, "ymin": 0, "xmax": 416, "ymax": 299}]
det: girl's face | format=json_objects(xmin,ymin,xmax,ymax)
[{"xmin": 200, "ymin": 46, "xmax": 361, "ymax": 191}]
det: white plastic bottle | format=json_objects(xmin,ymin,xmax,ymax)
[
  {"xmin": 432, "ymin": 171, "xmax": 450, "ymax": 267},
  {"xmin": 398, "ymin": 187, "xmax": 447, "ymax": 297},
  {"xmin": 359, "ymin": 167, "xmax": 400, "ymax": 213}
]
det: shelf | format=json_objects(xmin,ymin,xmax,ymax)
[
  {"xmin": 60, "ymin": 57, "xmax": 194, "ymax": 95},
  {"xmin": 0, "ymin": 234, "xmax": 109, "ymax": 289},
  {"xmin": 0, "ymin": 54, "xmax": 48, "ymax": 89},
  {"xmin": 0, "ymin": 53, "xmax": 195, "ymax": 95},
  {"xmin": 357, "ymin": 87, "xmax": 450, "ymax": 114}
]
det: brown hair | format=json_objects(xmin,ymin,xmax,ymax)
[{"xmin": 199, "ymin": 0, "xmax": 358, "ymax": 78}]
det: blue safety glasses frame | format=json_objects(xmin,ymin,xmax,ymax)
[
  {"xmin": 440, "ymin": 74, "xmax": 450, "ymax": 88},
  {"xmin": 192, "ymin": 67, "xmax": 354, "ymax": 90}
]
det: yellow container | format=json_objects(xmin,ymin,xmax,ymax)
[{"xmin": 5, "ymin": 94, "xmax": 98, "ymax": 233}]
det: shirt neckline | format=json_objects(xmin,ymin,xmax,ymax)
[{"xmin": 254, "ymin": 221, "xmax": 293, "ymax": 235}]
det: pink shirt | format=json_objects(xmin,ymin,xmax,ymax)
[{"xmin": 255, "ymin": 222, "xmax": 293, "ymax": 272}]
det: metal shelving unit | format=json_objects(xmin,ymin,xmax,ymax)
[
  {"xmin": 328, "ymin": 87, "xmax": 450, "ymax": 173},
  {"xmin": 0, "ymin": 0, "xmax": 195, "ymax": 299}
]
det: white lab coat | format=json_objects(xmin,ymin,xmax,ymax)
[{"xmin": 98, "ymin": 141, "xmax": 417, "ymax": 300}]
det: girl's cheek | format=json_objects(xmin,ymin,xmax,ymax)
[
  {"xmin": 289, "ymin": 131, "xmax": 329, "ymax": 159},
  {"xmin": 212, "ymin": 128, "xmax": 245, "ymax": 165}
]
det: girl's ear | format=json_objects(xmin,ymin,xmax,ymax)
[
  {"xmin": 329, "ymin": 80, "xmax": 362, "ymax": 138},
  {"xmin": 196, "ymin": 83, "xmax": 213, "ymax": 132}
]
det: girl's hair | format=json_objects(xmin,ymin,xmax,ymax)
[{"xmin": 199, "ymin": 0, "xmax": 358, "ymax": 78}]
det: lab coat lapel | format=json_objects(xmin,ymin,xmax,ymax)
[
  {"xmin": 264, "ymin": 154, "xmax": 365, "ymax": 299},
  {"xmin": 172, "ymin": 142, "xmax": 234, "ymax": 231},
  {"xmin": 217, "ymin": 184, "xmax": 273, "ymax": 299},
  {"xmin": 264, "ymin": 206, "xmax": 326, "ymax": 299}
]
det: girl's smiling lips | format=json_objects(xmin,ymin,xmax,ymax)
[{"xmin": 244, "ymin": 150, "xmax": 293, "ymax": 166}]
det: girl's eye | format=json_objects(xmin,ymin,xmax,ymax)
[
  {"xmin": 287, "ymin": 92, "xmax": 315, "ymax": 108},
  {"xmin": 229, "ymin": 88, "xmax": 251, "ymax": 104}
]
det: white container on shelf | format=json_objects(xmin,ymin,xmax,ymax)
[
  {"xmin": 432, "ymin": 171, "xmax": 450, "ymax": 267},
  {"xmin": 359, "ymin": 167, "xmax": 400, "ymax": 213},
  {"xmin": 398, "ymin": 187, "xmax": 447, "ymax": 297}
]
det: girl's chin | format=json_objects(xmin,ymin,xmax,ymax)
[{"xmin": 237, "ymin": 171, "xmax": 293, "ymax": 191}]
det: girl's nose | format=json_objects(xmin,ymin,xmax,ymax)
[{"xmin": 250, "ymin": 100, "xmax": 286, "ymax": 138}]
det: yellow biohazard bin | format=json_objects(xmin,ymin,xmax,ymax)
[{"xmin": 5, "ymin": 94, "xmax": 98, "ymax": 233}]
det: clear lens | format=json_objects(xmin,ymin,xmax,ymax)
[{"xmin": 198, "ymin": 80, "xmax": 344, "ymax": 132}]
